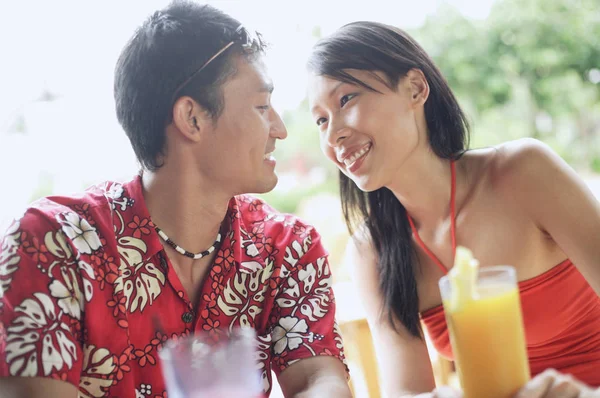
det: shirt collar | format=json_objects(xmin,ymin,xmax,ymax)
[
  {"xmin": 116, "ymin": 174, "xmax": 165, "ymax": 262},
  {"xmin": 214, "ymin": 196, "xmax": 270, "ymax": 274},
  {"xmin": 108, "ymin": 176, "xmax": 265, "ymax": 272}
]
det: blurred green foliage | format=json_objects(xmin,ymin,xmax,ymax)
[{"xmin": 415, "ymin": 0, "xmax": 600, "ymax": 166}]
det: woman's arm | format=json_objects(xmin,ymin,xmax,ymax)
[
  {"xmin": 504, "ymin": 138, "xmax": 600, "ymax": 294},
  {"xmin": 345, "ymin": 230, "xmax": 438, "ymax": 397}
]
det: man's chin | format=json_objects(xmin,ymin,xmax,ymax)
[{"xmin": 248, "ymin": 175, "xmax": 278, "ymax": 195}]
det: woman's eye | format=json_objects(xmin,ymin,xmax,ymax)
[
  {"xmin": 340, "ymin": 93, "xmax": 356, "ymax": 107},
  {"xmin": 316, "ymin": 117, "xmax": 327, "ymax": 127}
]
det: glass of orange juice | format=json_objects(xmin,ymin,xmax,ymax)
[{"xmin": 439, "ymin": 264, "xmax": 530, "ymax": 398}]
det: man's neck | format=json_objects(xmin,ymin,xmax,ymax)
[{"xmin": 141, "ymin": 167, "xmax": 231, "ymax": 254}]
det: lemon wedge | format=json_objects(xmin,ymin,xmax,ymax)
[{"xmin": 448, "ymin": 246, "xmax": 480, "ymax": 312}]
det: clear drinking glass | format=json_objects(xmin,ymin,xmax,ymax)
[
  {"xmin": 439, "ymin": 266, "xmax": 531, "ymax": 398},
  {"xmin": 159, "ymin": 327, "xmax": 262, "ymax": 398}
]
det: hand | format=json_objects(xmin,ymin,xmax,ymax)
[
  {"xmin": 515, "ymin": 369, "xmax": 600, "ymax": 398},
  {"xmin": 412, "ymin": 386, "xmax": 463, "ymax": 398}
]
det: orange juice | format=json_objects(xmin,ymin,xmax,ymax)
[
  {"xmin": 440, "ymin": 248, "xmax": 530, "ymax": 398},
  {"xmin": 444, "ymin": 284, "xmax": 530, "ymax": 398}
]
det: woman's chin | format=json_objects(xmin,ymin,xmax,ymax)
[{"xmin": 352, "ymin": 176, "xmax": 381, "ymax": 193}]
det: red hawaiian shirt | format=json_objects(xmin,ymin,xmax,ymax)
[{"xmin": 0, "ymin": 176, "xmax": 347, "ymax": 397}]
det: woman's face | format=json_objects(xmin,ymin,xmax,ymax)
[{"xmin": 308, "ymin": 69, "xmax": 428, "ymax": 192}]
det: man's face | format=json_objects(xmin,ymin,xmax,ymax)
[{"xmin": 196, "ymin": 56, "xmax": 287, "ymax": 195}]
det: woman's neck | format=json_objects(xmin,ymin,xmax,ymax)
[{"xmin": 387, "ymin": 153, "xmax": 455, "ymax": 228}]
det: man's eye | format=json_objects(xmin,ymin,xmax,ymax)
[
  {"xmin": 340, "ymin": 93, "xmax": 356, "ymax": 107},
  {"xmin": 257, "ymin": 105, "xmax": 270, "ymax": 111},
  {"xmin": 316, "ymin": 117, "xmax": 327, "ymax": 126}
]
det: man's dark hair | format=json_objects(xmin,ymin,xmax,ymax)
[{"xmin": 114, "ymin": 1, "xmax": 266, "ymax": 170}]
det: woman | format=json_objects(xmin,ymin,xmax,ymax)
[{"xmin": 307, "ymin": 22, "xmax": 600, "ymax": 398}]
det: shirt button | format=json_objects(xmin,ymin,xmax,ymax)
[{"xmin": 182, "ymin": 312, "xmax": 194, "ymax": 323}]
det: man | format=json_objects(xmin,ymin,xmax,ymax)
[{"xmin": 0, "ymin": 2, "xmax": 351, "ymax": 397}]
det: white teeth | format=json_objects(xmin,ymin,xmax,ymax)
[
  {"xmin": 264, "ymin": 152, "xmax": 275, "ymax": 161},
  {"xmin": 343, "ymin": 145, "xmax": 370, "ymax": 166}
]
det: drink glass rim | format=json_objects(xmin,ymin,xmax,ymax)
[{"xmin": 439, "ymin": 265, "xmax": 516, "ymax": 284}]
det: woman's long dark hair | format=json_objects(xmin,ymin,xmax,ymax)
[{"xmin": 307, "ymin": 22, "xmax": 470, "ymax": 337}]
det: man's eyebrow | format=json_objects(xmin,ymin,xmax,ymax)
[{"xmin": 258, "ymin": 82, "xmax": 274, "ymax": 93}]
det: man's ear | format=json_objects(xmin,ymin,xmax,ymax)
[
  {"xmin": 171, "ymin": 96, "xmax": 212, "ymax": 142},
  {"xmin": 405, "ymin": 68, "xmax": 429, "ymax": 106}
]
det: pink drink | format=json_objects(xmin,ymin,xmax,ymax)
[
  {"xmin": 171, "ymin": 387, "xmax": 262, "ymax": 398},
  {"xmin": 160, "ymin": 328, "xmax": 262, "ymax": 398}
]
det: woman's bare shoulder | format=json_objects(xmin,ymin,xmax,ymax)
[{"xmin": 470, "ymin": 138, "xmax": 562, "ymax": 194}]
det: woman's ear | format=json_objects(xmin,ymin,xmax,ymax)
[{"xmin": 406, "ymin": 68, "xmax": 430, "ymax": 106}]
